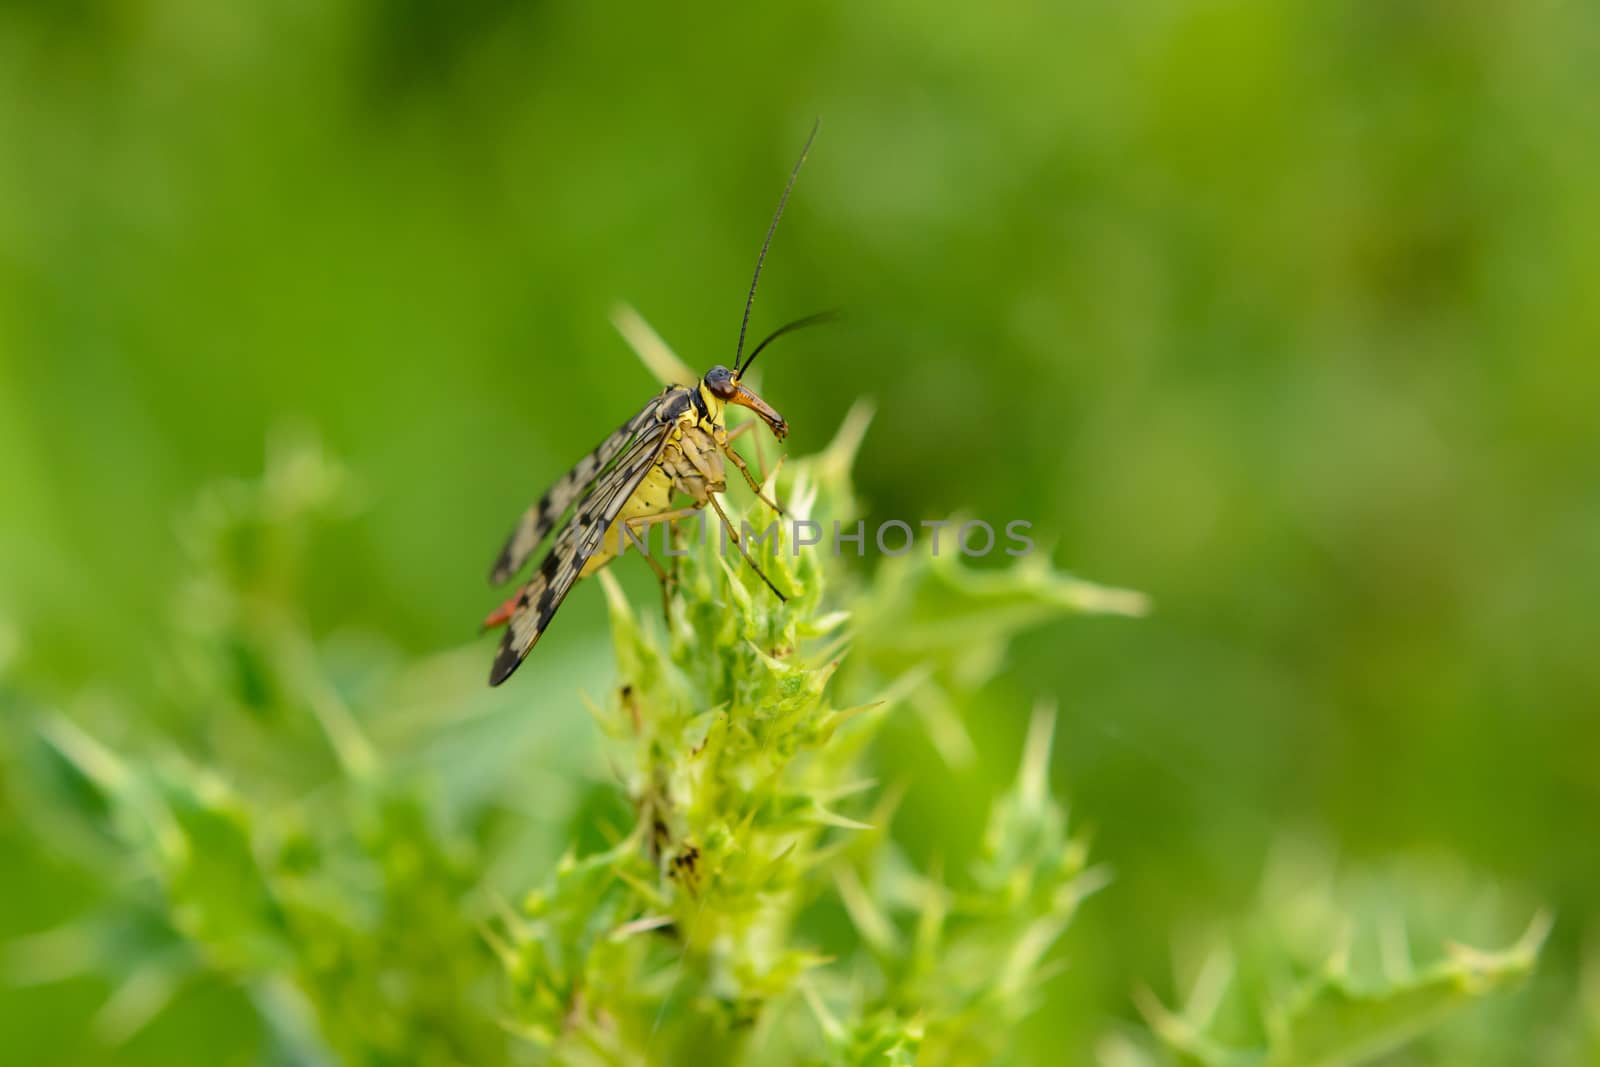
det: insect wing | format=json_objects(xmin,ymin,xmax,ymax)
[
  {"xmin": 489, "ymin": 400, "xmax": 666, "ymax": 585},
  {"xmin": 488, "ymin": 423, "xmax": 674, "ymax": 685}
]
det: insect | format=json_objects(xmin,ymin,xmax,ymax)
[{"xmin": 482, "ymin": 124, "xmax": 830, "ymax": 686}]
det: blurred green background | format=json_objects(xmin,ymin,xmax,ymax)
[{"xmin": 3, "ymin": 1, "xmax": 1598, "ymax": 1063}]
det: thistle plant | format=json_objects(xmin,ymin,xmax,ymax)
[
  {"xmin": 1101, "ymin": 841, "xmax": 1551, "ymax": 1067},
  {"xmin": 486, "ymin": 399, "xmax": 1134, "ymax": 1065},
  {"xmin": 0, "ymin": 393, "xmax": 1549, "ymax": 1064}
]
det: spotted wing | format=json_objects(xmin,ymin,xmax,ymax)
[
  {"xmin": 489, "ymin": 398, "xmax": 668, "ymax": 585},
  {"xmin": 488, "ymin": 422, "xmax": 675, "ymax": 686}
]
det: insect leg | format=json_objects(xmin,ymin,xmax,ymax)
[
  {"xmin": 625, "ymin": 507, "xmax": 705, "ymax": 620},
  {"xmin": 725, "ymin": 420, "xmax": 770, "ymax": 481},
  {"xmin": 625, "ymin": 506, "xmax": 705, "ymax": 538},
  {"xmin": 635, "ymin": 537, "xmax": 675, "ymax": 620},
  {"xmin": 751, "ymin": 427, "xmax": 769, "ymax": 483},
  {"xmin": 721, "ymin": 441, "xmax": 785, "ymax": 516},
  {"xmin": 706, "ymin": 491, "xmax": 788, "ymax": 602}
]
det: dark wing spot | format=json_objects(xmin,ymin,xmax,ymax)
[{"xmin": 489, "ymin": 630, "xmax": 525, "ymax": 686}]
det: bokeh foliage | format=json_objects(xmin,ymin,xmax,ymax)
[{"xmin": 2, "ymin": 0, "xmax": 1598, "ymax": 1063}]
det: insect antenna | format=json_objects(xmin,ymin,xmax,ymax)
[
  {"xmin": 734, "ymin": 119, "xmax": 820, "ymax": 376},
  {"xmin": 739, "ymin": 309, "xmax": 840, "ymax": 375}
]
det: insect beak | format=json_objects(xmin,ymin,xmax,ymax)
[{"xmin": 728, "ymin": 383, "xmax": 788, "ymax": 440}]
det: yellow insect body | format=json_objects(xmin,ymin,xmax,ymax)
[{"xmin": 578, "ymin": 386, "xmax": 730, "ymax": 577}]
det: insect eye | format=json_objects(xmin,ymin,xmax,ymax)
[{"xmin": 705, "ymin": 365, "xmax": 736, "ymax": 398}]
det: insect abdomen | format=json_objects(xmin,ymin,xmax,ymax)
[{"xmin": 579, "ymin": 459, "xmax": 678, "ymax": 577}]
